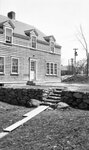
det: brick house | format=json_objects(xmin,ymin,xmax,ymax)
[{"xmin": 0, "ymin": 11, "xmax": 61, "ymax": 86}]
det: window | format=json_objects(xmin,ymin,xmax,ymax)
[
  {"xmin": 46, "ymin": 62, "xmax": 58, "ymax": 76},
  {"xmin": 0, "ymin": 57, "xmax": 4, "ymax": 74},
  {"xmin": 51, "ymin": 63, "xmax": 53, "ymax": 74},
  {"xmin": 11, "ymin": 58, "xmax": 19, "ymax": 74},
  {"xmin": 50, "ymin": 42, "xmax": 55, "ymax": 53},
  {"xmin": 54, "ymin": 64, "xmax": 57, "ymax": 75},
  {"xmin": 46, "ymin": 63, "xmax": 50, "ymax": 74},
  {"xmin": 31, "ymin": 61, "xmax": 35, "ymax": 71},
  {"xmin": 32, "ymin": 36, "xmax": 36, "ymax": 48},
  {"xmin": 5, "ymin": 28, "xmax": 13, "ymax": 43}
]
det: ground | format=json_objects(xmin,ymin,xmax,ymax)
[
  {"xmin": 6, "ymin": 80, "xmax": 89, "ymax": 93},
  {"xmin": 0, "ymin": 101, "xmax": 89, "ymax": 150},
  {"xmin": 62, "ymin": 75, "xmax": 89, "ymax": 84}
]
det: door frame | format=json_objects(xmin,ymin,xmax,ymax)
[{"xmin": 29, "ymin": 58, "xmax": 37, "ymax": 81}]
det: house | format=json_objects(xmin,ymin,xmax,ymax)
[{"xmin": 0, "ymin": 11, "xmax": 61, "ymax": 86}]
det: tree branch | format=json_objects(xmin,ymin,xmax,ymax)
[
  {"xmin": 80, "ymin": 25, "xmax": 88, "ymax": 52},
  {"xmin": 76, "ymin": 35, "xmax": 87, "ymax": 52},
  {"xmin": 76, "ymin": 25, "xmax": 88, "ymax": 56},
  {"xmin": 76, "ymin": 25, "xmax": 88, "ymax": 76}
]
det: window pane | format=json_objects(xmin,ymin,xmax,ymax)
[
  {"xmin": 31, "ymin": 61, "xmax": 35, "ymax": 71},
  {"xmin": 32, "ymin": 36, "xmax": 36, "ymax": 48},
  {"xmin": 54, "ymin": 64, "xmax": 57, "ymax": 75},
  {"xmin": 0, "ymin": 66, "xmax": 4, "ymax": 73},
  {"xmin": 51, "ymin": 63, "xmax": 53, "ymax": 74},
  {"xmin": 50, "ymin": 42, "xmax": 54, "ymax": 52},
  {"xmin": 0, "ymin": 57, "xmax": 4, "ymax": 64},
  {"xmin": 0, "ymin": 57, "xmax": 4, "ymax": 73},
  {"xmin": 46, "ymin": 63, "xmax": 49, "ymax": 74},
  {"xmin": 6, "ymin": 28, "xmax": 12, "ymax": 36},
  {"xmin": 12, "ymin": 58, "xmax": 18, "ymax": 73},
  {"xmin": 6, "ymin": 28, "xmax": 12, "ymax": 43}
]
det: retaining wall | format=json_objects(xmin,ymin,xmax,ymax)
[
  {"xmin": 0, "ymin": 88, "xmax": 43, "ymax": 107},
  {"xmin": 61, "ymin": 90, "xmax": 89, "ymax": 110}
]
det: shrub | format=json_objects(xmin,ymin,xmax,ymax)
[{"xmin": 0, "ymin": 88, "xmax": 43, "ymax": 107}]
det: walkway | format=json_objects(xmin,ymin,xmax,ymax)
[{"xmin": 8, "ymin": 82, "xmax": 89, "ymax": 92}]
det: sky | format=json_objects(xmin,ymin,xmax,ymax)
[{"xmin": 0, "ymin": 0, "xmax": 89, "ymax": 65}]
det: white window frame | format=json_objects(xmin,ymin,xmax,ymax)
[
  {"xmin": 11, "ymin": 57, "xmax": 19, "ymax": 74},
  {"xmin": 31, "ymin": 35, "xmax": 37, "ymax": 49},
  {"xmin": 0, "ymin": 56, "xmax": 5, "ymax": 74},
  {"xmin": 46, "ymin": 62, "xmax": 58, "ymax": 76},
  {"xmin": 5, "ymin": 27, "xmax": 13, "ymax": 44},
  {"xmin": 50, "ymin": 41, "xmax": 55, "ymax": 53}
]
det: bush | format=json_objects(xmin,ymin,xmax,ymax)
[{"xmin": 0, "ymin": 88, "xmax": 43, "ymax": 107}]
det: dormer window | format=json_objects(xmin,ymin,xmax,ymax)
[
  {"xmin": 5, "ymin": 27, "xmax": 13, "ymax": 43},
  {"xmin": 50, "ymin": 41, "xmax": 55, "ymax": 53},
  {"xmin": 32, "ymin": 36, "xmax": 36, "ymax": 48}
]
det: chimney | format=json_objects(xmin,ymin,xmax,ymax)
[{"xmin": 7, "ymin": 11, "xmax": 15, "ymax": 20}]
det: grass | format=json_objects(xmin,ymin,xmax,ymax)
[
  {"xmin": 0, "ymin": 102, "xmax": 89, "ymax": 149},
  {"xmin": 0, "ymin": 102, "xmax": 32, "ymax": 133}
]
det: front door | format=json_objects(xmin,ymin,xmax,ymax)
[{"xmin": 30, "ymin": 60, "xmax": 36, "ymax": 81}]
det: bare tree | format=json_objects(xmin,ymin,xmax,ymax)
[
  {"xmin": 76, "ymin": 59, "xmax": 86, "ymax": 74},
  {"xmin": 76, "ymin": 25, "xmax": 88, "ymax": 76}
]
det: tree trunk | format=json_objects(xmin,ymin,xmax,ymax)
[{"xmin": 86, "ymin": 55, "xmax": 88, "ymax": 77}]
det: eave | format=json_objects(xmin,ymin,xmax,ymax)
[
  {"xmin": 0, "ymin": 20, "xmax": 15, "ymax": 29},
  {"xmin": 44, "ymin": 35, "xmax": 56, "ymax": 42},
  {"xmin": 13, "ymin": 33, "xmax": 30, "ymax": 40},
  {"xmin": 24, "ymin": 29, "xmax": 38, "ymax": 37}
]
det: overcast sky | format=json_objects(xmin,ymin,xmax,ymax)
[{"xmin": 0, "ymin": 0, "xmax": 89, "ymax": 65}]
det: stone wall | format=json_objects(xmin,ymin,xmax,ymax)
[{"xmin": 61, "ymin": 90, "xmax": 89, "ymax": 110}]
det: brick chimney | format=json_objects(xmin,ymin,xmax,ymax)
[{"xmin": 7, "ymin": 11, "xmax": 15, "ymax": 20}]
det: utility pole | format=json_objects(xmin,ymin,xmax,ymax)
[
  {"xmin": 68, "ymin": 59, "xmax": 70, "ymax": 74},
  {"xmin": 73, "ymin": 48, "xmax": 78, "ymax": 77},
  {"xmin": 71, "ymin": 58, "xmax": 74, "ymax": 74}
]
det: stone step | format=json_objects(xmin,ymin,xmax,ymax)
[
  {"xmin": 50, "ymin": 93, "xmax": 61, "ymax": 97},
  {"xmin": 43, "ymin": 98, "xmax": 60, "ymax": 103},
  {"xmin": 54, "ymin": 89, "xmax": 62, "ymax": 92},
  {"xmin": 53, "ymin": 90, "xmax": 62, "ymax": 94},
  {"xmin": 55, "ymin": 88, "xmax": 63, "ymax": 91},
  {"xmin": 27, "ymin": 81, "xmax": 36, "ymax": 86},
  {"xmin": 47, "ymin": 96, "xmax": 61, "ymax": 100}
]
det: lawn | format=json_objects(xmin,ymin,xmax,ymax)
[
  {"xmin": 0, "ymin": 101, "xmax": 32, "ymax": 133},
  {"xmin": 0, "ymin": 102, "xmax": 89, "ymax": 149}
]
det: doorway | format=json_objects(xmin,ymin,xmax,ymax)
[{"xmin": 30, "ymin": 59, "xmax": 36, "ymax": 81}]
